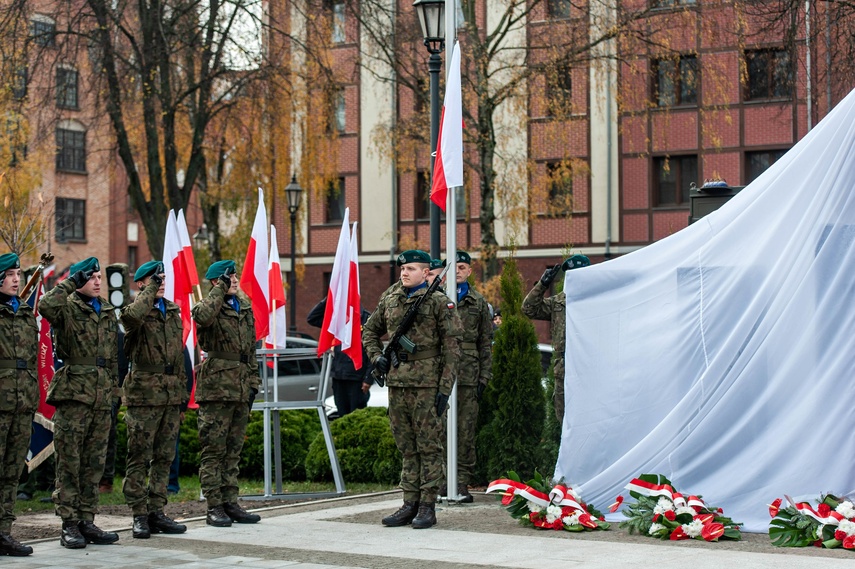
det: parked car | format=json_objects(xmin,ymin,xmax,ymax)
[{"xmin": 257, "ymin": 337, "xmax": 332, "ymax": 403}]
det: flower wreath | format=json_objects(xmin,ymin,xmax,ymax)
[{"xmin": 768, "ymin": 494, "xmax": 855, "ymax": 549}]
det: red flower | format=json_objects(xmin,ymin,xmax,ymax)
[
  {"xmin": 818, "ymin": 503, "xmax": 832, "ymax": 517},
  {"xmin": 578, "ymin": 513, "xmax": 598, "ymax": 529},
  {"xmin": 501, "ymin": 492, "xmax": 514, "ymax": 506},
  {"xmin": 812, "ymin": 539, "xmax": 823, "ymax": 548},
  {"xmin": 653, "ymin": 513, "xmax": 660, "ymax": 523},
  {"xmin": 561, "ymin": 506, "xmax": 574, "ymax": 517},
  {"xmin": 552, "ymin": 518, "xmax": 564, "ymax": 530},
  {"xmin": 844, "ymin": 535, "xmax": 855, "ymax": 549},
  {"xmin": 701, "ymin": 523, "xmax": 725, "ymax": 542},
  {"xmin": 529, "ymin": 512, "xmax": 543, "ymax": 525},
  {"xmin": 609, "ymin": 495, "xmax": 624, "ymax": 513},
  {"xmin": 694, "ymin": 513, "xmax": 714, "ymax": 525},
  {"xmin": 670, "ymin": 526, "xmax": 688, "ymax": 540},
  {"xmin": 836, "ymin": 529, "xmax": 847, "ymax": 542},
  {"xmin": 768, "ymin": 498, "xmax": 782, "ymax": 518},
  {"xmin": 664, "ymin": 510, "xmax": 676, "ymax": 521}
]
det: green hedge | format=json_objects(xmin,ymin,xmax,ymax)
[{"xmin": 304, "ymin": 407, "xmax": 401, "ymax": 484}]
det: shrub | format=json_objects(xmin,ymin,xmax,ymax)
[
  {"xmin": 240, "ymin": 408, "xmax": 321, "ymax": 480},
  {"xmin": 304, "ymin": 407, "xmax": 401, "ymax": 484}
]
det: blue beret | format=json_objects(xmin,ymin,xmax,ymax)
[
  {"xmin": 429, "ymin": 259, "xmax": 444, "ymax": 270},
  {"xmin": 134, "ymin": 260, "xmax": 165, "ymax": 282},
  {"xmin": 205, "ymin": 260, "xmax": 236, "ymax": 280},
  {"xmin": 562, "ymin": 254, "xmax": 590, "ymax": 271},
  {"xmin": 0, "ymin": 253, "xmax": 20, "ymax": 273},
  {"xmin": 396, "ymin": 250, "xmax": 431, "ymax": 266},
  {"xmin": 69, "ymin": 257, "xmax": 100, "ymax": 275}
]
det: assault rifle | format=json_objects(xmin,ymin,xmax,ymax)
[{"xmin": 373, "ymin": 262, "xmax": 452, "ymax": 387}]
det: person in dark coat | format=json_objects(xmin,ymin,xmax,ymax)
[{"xmin": 307, "ymin": 297, "xmax": 373, "ymax": 417}]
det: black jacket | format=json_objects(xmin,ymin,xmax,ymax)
[{"xmin": 307, "ymin": 298, "xmax": 373, "ymax": 384}]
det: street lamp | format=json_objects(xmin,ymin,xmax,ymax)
[
  {"xmin": 285, "ymin": 175, "xmax": 303, "ymax": 333},
  {"xmin": 192, "ymin": 223, "xmax": 209, "ymax": 249},
  {"xmin": 413, "ymin": 0, "xmax": 445, "ymax": 258}
]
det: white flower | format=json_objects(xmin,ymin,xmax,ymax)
[
  {"xmin": 527, "ymin": 500, "xmax": 544, "ymax": 513},
  {"xmin": 563, "ymin": 511, "xmax": 582, "ymax": 526},
  {"xmin": 545, "ymin": 505, "xmax": 563, "ymax": 523},
  {"xmin": 682, "ymin": 519, "xmax": 704, "ymax": 538},
  {"xmin": 815, "ymin": 524, "xmax": 825, "ymax": 540},
  {"xmin": 676, "ymin": 506, "xmax": 696, "ymax": 517},
  {"xmin": 836, "ymin": 501, "xmax": 855, "ymax": 520},
  {"xmin": 566, "ymin": 487, "xmax": 581, "ymax": 502},
  {"xmin": 838, "ymin": 519, "xmax": 855, "ymax": 536},
  {"xmin": 653, "ymin": 497, "xmax": 675, "ymax": 515},
  {"xmin": 648, "ymin": 522, "xmax": 666, "ymax": 535}
]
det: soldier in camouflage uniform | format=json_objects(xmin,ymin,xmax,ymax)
[
  {"xmin": 445, "ymin": 251, "xmax": 492, "ymax": 503},
  {"xmin": 522, "ymin": 254, "xmax": 590, "ymax": 423},
  {"xmin": 120, "ymin": 261, "xmax": 188, "ymax": 539},
  {"xmin": 40, "ymin": 257, "xmax": 120, "ymax": 549},
  {"xmin": 363, "ymin": 250, "xmax": 461, "ymax": 529},
  {"xmin": 0, "ymin": 253, "xmax": 37, "ymax": 556},
  {"xmin": 192, "ymin": 260, "xmax": 261, "ymax": 527}
]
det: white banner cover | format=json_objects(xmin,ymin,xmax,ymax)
[{"xmin": 557, "ymin": 89, "xmax": 855, "ymax": 532}]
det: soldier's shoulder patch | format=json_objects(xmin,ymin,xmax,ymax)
[{"xmin": 446, "ymin": 302, "xmax": 455, "ymax": 309}]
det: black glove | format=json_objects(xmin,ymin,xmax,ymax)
[
  {"xmin": 247, "ymin": 386, "xmax": 259, "ymax": 411},
  {"xmin": 540, "ymin": 264, "xmax": 561, "ymax": 287},
  {"xmin": 435, "ymin": 392, "xmax": 449, "ymax": 416},
  {"xmin": 219, "ymin": 266, "xmax": 236, "ymax": 288},
  {"xmin": 374, "ymin": 355, "xmax": 390, "ymax": 375},
  {"xmin": 70, "ymin": 269, "xmax": 92, "ymax": 288},
  {"xmin": 476, "ymin": 382, "xmax": 487, "ymax": 401},
  {"xmin": 150, "ymin": 273, "xmax": 164, "ymax": 286},
  {"xmin": 0, "ymin": 270, "xmax": 6, "ymax": 288}
]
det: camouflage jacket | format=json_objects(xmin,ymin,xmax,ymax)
[
  {"xmin": 39, "ymin": 279, "xmax": 119, "ymax": 410},
  {"xmin": 0, "ymin": 297, "xmax": 38, "ymax": 413},
  {"xmin": 522, "ymin": 281, "xmax": 565, "ymax": 356},
  {"xmin": 455, "ymin": 287, "xmax": 493, "ymax": 387},
  {"xmin": 120, "ymin": 280, "xmax": 188, "ymax": 406},
  {"xmin": 192, "ymin": 280, "xmax": 259, "ymax": 403},
  {"xmin": 363, "ymin": 283, "xmax": 461, "ymax": 394}
]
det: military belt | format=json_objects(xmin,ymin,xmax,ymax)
[
  {"xmin": 397, "ymin": 348, "xmax": 440, "ymax": 363},
  {"xmin": 66, "ymin": 356, "xmax": 110, "ymax": 367},
  {"xmin": 134, "ymin": 363, "xmax": 176, "ymax": 374},
  {"xmin": 208, "ymin": 351, "xmax": 251, "ymax": 364},
  {"xmin": 460, "ymin": 342, "xmax": 478, "ymax": 351},
  {"xmin": 0, "ymin": 359, "xmax": 29, "ymax": 370}
]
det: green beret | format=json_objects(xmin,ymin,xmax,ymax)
[
  {"xmin": 429, "ymin": 259, "xmax": 444, "ymax": 270},
  {"xmin": 0, "ymin": 253, "xmax": 20, "ymax": 273},
  {"xmin": 69, "ymin": 257, "xmax": 100, "ymax": 275},
  {"xmin": 455, "ymin": 251, "xmax": 471, "ymax": 265},
  {"xmin": 205, "ymin": 260, "xmax": 236, "ymax": 280},
  {"xmin": 396, "ymin": 250, "xmax": 431, "ymax": 266},
  {"xmin": 134, "ymin": 260, "xmax": 165, "ymax": 282},
  {"xmin": 562, "ymin": 254, "xmax": 591, "ymax": 271}
]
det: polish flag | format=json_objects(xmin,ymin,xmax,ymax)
[
  {"xmin": 342, "ymin": 221, "xmax": 362, "ymax": 369},
  {"xmin": 175, "ymin": 209, "xmax": 200, "ymax": 409},
  {"xmin": 265, "ymin": 225, "xmax": 288, "ymax": 349},
  {"xmin": 430, "ymin": 41, "xmax": 464, "ymax": 211},
  {"xmin": 317, "ymin": 208, "xmax": 352, "ymax": 356},
  {"xmin": 176, "ymin": 210, "xmax": 200, "ymax": 293},
  {"xmin": 239, "ymin": 188, "xmax": 270, "ymax": 341}
]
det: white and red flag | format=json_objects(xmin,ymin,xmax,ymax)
[
  {"xmin": 163, "ymin": 211, "xmax": 193, "ymax": 345},
  {"xmin": 172, "ymin": 209, "xmax": 200, "ymax": 409},
  {"xmin": 176, "ymin": 210, "xmax": 201, "ymax": 298},
  {"xmin": 239, "ymin": 188, "xmax": 270, "ymax": 341},
  {"xmin": 265, "ymin": 225, "xmax": 288, "ymax": 349},
  {"xmin": 343, "ymin": 222, "xmax": 362, "ymax": 369},
  {"xmin": 317, "ymin": 208, "xmax": 351, "ymax": 356},
  {"xmin": 430, "ymin": 41, "xmax": 463, "ymax": 211}
]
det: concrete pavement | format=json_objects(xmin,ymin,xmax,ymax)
[{"xmin": 5, "ymin": 495, "xmax": 854, "ymax": 568}]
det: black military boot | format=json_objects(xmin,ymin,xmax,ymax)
[
  {"xmin": 457, "ymin": 484, "xmax": 474, "ymax": 504},
  {"xmin": 60, "ymin": 520, "xmax": 86, "ymax": 549},
  {"xmin": 206, "ymin": 505, "xmax": 233, "ymax": 527},
  {"xmin": 381, "ymin": 500, "xmax": 419, "ymax": 527},
  {"xmin": 223, "ymin": 502, "xmax": 261, "ymax": 524},
  {"xmin": 78, "ymin": 521, "xmax": 119, "ymax": 544},
  {"xmin": 132, "ymin": 515, "xmax": 150, "ymax": 539},
  {"xmin": 148, "ymin": 511, "xmax": 187, "ymax": 534},
  {"xmin": 0, "ymin": 532, "xmax": 33, "ymax": 556},
  {"xmin": 411, "ymin": 502, "xmax": 437, "ymax": 529}
]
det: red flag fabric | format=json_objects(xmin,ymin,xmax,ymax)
[
  {"xmin": 342, "ymin": 221, "xmax": 362, "ymax": 369},
  {"xmin": 317, "ymin": 209, "xmax": 351, "ymax": 356},
  {"xmin": 265, "ymin": 225, "xmax": 288, "ymax": 350},
  {"xmin": 239, "ymin": 188, "xmax": 270, "ymax": 341},
  {"xmin": 176, "ymin": 210, "xmax": 200, "ymax": 288},
  {"xmin": 33, "ymin": 283, "xmax": 55, "ymax": 420},
  {"xmin": 430, "ymin": 41, "xmax": 464, "ymax": 210}
]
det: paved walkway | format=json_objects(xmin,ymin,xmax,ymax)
[{"xmin": 5, "ymin": 496, "xmax": 854, "ymax": 568}]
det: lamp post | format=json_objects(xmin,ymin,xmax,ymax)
[
  {"xmin": 413, "ymin": 0, "xmax": 445, "ymax": 258},
  {"xmin": 285, "ymin": 175, "xmax": 303, "ymax": 333},
  {"xmin": 192, "ymin": 223, "xmax": 209, "ymax": 250}
]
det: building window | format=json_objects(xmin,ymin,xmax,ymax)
[
  {"xmin": 545, "ymin": 65, "xmax": 573, "ymax": 116},
  {"xmin": 653, "ymin": 56, "xmax": 698, "ymax": 107},
  {"xmin": 326, "ymin": 177, "xmax": 346, "ymax": 223},
  {"xmin": 30, "ymin": 18, "xmax": 56, "ymax": 47},
  {"xmin": 548, "ymin": 0, "xmax": 572, "ymax": 18},
  {"xmin": 745, "ymin": 49, "xmax": 792, "ymax": 101},
  {"xmin": 746, "ymin": 149, "xmax": 787, "ymax": 184},
  {"xmin": 56, "ymin": 68, "xmax": 79, "ymax": 109},
  {"xmin": 55, "ymin": 198, "xmax": 86, "ymax": 242},
  {"xmin": 55, "ymin": 127, "xmax": 86, "ymax": 173},
  {"xmin": 13, "ymin": 67, "xmax": 27, "ymax": 101},
  {"xmin": 652, "ymin": 0, "xmax": 696, "ymax": 7},
  {"xmin": 128, "ymin": 246, "xmax": 138, "ymax": 273},
  {"xmin": 333, "ymin": 88, "xmax": 345, "ymax": 133},
  {"xmin": 653, "ymin": 155, "xmax": 697, "ymax": 206},
  {"xmin": 331, "ymin": 1, "xmax": 345, "ymax": 43},
  {"xmin": 546, "ymin": 162, "xmax": 573, "ymax": 215},
  {"xmin": 415, "ymin": 171, "xmax": 430, "ymax": 220}
]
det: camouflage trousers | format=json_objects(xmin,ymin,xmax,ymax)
[
  {"xmin": 442, "ymin": 385, "xmax": 478, "ymax": 486},
  {"xmin": 553, "ymin": 356, "xmax": 565, "ymax": 423},
  {"xmin": 0, "ymin": 410, "xmax": 33, "ymax": 533},
  {"xmin": 122, "ymin": 405, "xmax": 181, "ymax": 515},
  {"xmin": 388, "ymin": 387, "xmax": 445, "ymax": 504},
  {"xmin": 52, "ymin": 402, "xmax": 112, "ymax": 521},
  {"xmin": 197, "ymin": 401, "xmax": 249, "ymax": 507}
]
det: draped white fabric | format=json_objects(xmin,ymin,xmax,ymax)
[{"xmin": 556, "ymin": 89, "xmax": 855, "ymax": 533}]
